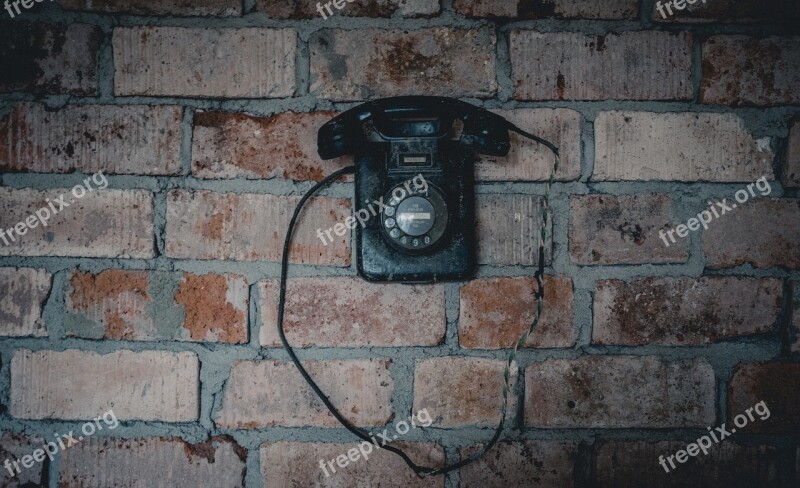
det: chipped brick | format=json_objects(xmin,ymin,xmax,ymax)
[
  {"xmin": 525, "ymin": 356, "xmax": 716, "ymax": 428},
  {"xmin": 701, "ymin": 36, "xmax": 800, "ymax": 106},
  {"xmin": 217, "ymin": 359, "xmax": 393, "ymax": 428},
  {"xmin": 259, "ymin": 277, "xmax": 445, "ymax": 347},
  {"xmin": 11, "ymin": 349, "xmax": 199, "ymax": 421},
  {"xmin": 0, "ymin": 103, "xmax": 182, "ymax": 175},
  {"xmin": 192, "ymin": 111, "xmax": 350, "ymax": 181},
  {"xmin": 0, "ymin": 267, "xmax": 50, "ymax": 337},
  {"xmin": 310, "ymin": 28, "xmax": 497, "ymax": 101},
  {"xmin": 459, "ymin": 276, "xmax": 575, "ymax": 349},
  {"xmin": 594, "ymin": 277, "xmax": 781, "ymax": 345},
  {"xmin": 113, "ymin": 27, "xmax": 296, "ymax": 98}
]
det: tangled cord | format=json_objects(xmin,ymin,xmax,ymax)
[{"xmin": 276, "ymin": 120, "xmax": 560, "ymax": 477}]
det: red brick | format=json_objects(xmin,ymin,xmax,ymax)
[
  {"xmin": 165, "ymin": 190, "xmax": 351, "ymax": 265},
  {"xmin": 454, "ymin": 0, "xmax": 637, "ymax": 19},
  {"xmin": 192, "ymin": 111, "xmax": 350, "ymax": 181},
  {"xmin": 259, "ymin": 278, "xmax": 445, "ymax": 347},
  {"xmin": 785, "ymin": 119, "xmax": 800, "ymax": 188},
  {"xmin": 113, "ymin": 27, "xmax": 296, "ymax": 98},
  {"xmin": 260, "ymin": 442, "xmax": 444, "ymax": 488},
  {"xmin": 0, "ymin": 103, "xmax": 182, "ymax": 175},
  {"xmin": 570, "ymin": 194, "xmax": 688, "ymax": 264},
  {"xmin": 458, "ymin": 276, "xmax": 574, "ymax": 349},
  {"xmin": 728, "ymin": 362, "xmax": 800, "ymax": 433},
  {"xmin": 0, "ymin": 188, "xmax": 154, "ymax": 259},
  {"xmin": 11, "ymin": 349, "xmax": 199, "ymax": 421},
  {"xmin": 652, "ymin": 0, "xmax": 800, "ymax": 23},
  {"xmin": 511, "ymin": 31, "xmax": 692, "ymax": 101},
  {"xmin": 594, "ymin": 441, "xmax": 787, "ymax": 487},
  {"xmin": 0, "ymin": 433, "xmax": 46, "ymax": 486},
  {"xmin": 593, "ymin": 112, "xmax": 774, "ymax": 182},
  {"xmin": 476, "ymin": 194, "xmax": 552, "ymax": 266},
  {"xmin": 460, "ymin": 441, "xmax": 578, "ymax": 488},
  {"xmin": 58, "ymin": 0, "xmax": 242, "ymax": 15},
  {"xmin": 310, "ymin": 28, "xmax": 497, "ymax": 101},
  {"xmin": 594, "ymin": 276, "xmax": 781, "ymax": 345},
  {"xmin": 216, "ymin": 359, "xmax": 393, "ymax": 428},
  {"xmin": 701, "ymin": 36, "xmax": 800, "ymax": 106},
  {"xmin": 59, "ymin": 437, "xmax": 246, "ymax": 487},
  {"xmin": 175, "ymin": 273, "xmax": 249, "ymax": 343},
  {"xmin": 256, "ymin": 0, "xmax": 440, "ymax": 18},
  {"xmin": 525, "ymin": 356, "xmax": 715, "ymax": 428},
  {"xmin": 413, "ymin": 357, "xmax": 509, "ymax": 427},
  {"xmin": 702, "ymin": 199, "xmax": 800, "ymax": 269},
  {"xmin": 65, "ymin": 269, "xmax": 248, "ymax": 343},
  {"xmin": 477, "ymin": 109, "xmax": 581, "ymax": 182},
  {"xmin": 0, "ymin": 22, "xmax": 99, "ymax": 95},
  {"xmin": 0, "ymin": 267, "xmax": 50, "ymax": 337}
]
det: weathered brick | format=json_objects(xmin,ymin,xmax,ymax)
[
  {"xmin": 455, "ymin": 0, "xmax": 637, "ymax": 19},
  {"xmin": 460, "ymin": 441, "xmax": 578, "ymax": 488},
  {"xmin": 476, "ymin": 194, "xmax": 552, "ymax": 266},
  {"xmin": 0, "ymin": 103, "xmax": 182, "ymax": 175},
  {"xmin": 11, "ymin": 349, "xmax": 199, "ymax": 421},
  {"xmin": 728, "ymin": 362, "xmax": 800, "ymax": 433},
  {"xmin": 217, "ymin": 359, "xmax": 393, "ymax": 428},
  {"xmin": 192, "ymin": 111, "xmax": 350, "ymax": 181},
  {"xmin": 0, "ymin": 22, "xmax": 99, "ymax": 95},
  {"xmin": 785, "ymin": 119, "xmax": 800, "ymax": 188},
  {"xmin": 593, "ymin": 112, "xmax": 774, "ymax": 181},
  {"xmin": 259, "ymin": 278, "xmax": 445, "ymax": 347},
  {"xmin": 458, "ymin": 276, "xmax": 574, "ymax": 349},
  {"xmin": 0, "ymin": 433, "xmax": 46, "ymax": 486},
  {"xmin": 570, "ymin": 194, "xmax": 688, "ymax": 264},
  {"xmin": 59, "ymin": 437, "xmax": 247, "ymax": 487},
  {"xmin": 511, "ymin": 31, "xmax": 692, "ymax": 101},
  {"xmin": 701, "ymin": 36, "xmax": 800, "ymax": 106},
  {"xmin": 702, "ymin": 199, "xmax": 800, "ymax": 269},
  {"xmin": 65, "ymin": 270, "xmax": 248, "ymax": 343},
  {"xmin": 165, "ymin": 190, "xmax": 350, "ymax": 265},
  {"xmin": 0, "ymin": 267, "xmax": 50, "ymax": 337},
  {"xmin": 652, "ymin": 0, "xmax": 800, "ymax": 23},
  {"xmin": 477, "ymin": 109, "xmax": 581, "ymax": 182},
  {"xmin": 413, "ymin": 357, "xmax": 509, "ymax": 427},
  {"xmin": 525, "ymin": 356, "xmax": 715, "ymax": 428},
  {"xmin": 260, "ymin": 442, "xmax": 444, "ymax": 488},
  {"xmin": 58, "ymin": 0, "xmax": 242, "ymax": 15},
  {"xmin": 0, "ymin": 188, "xmax": 154, "ymax": 258},
  {"xmin": 594, "ymin": 277, "xmax": 781, "ymax": 346},
  {"xmin": 113, "ymin": 27, "xmax": 296, "ymax": 98},
  {"xmin": 310, "ymin": 28, "xmax": 497, "ymax": 101},
  {"xmin": 792, "ymin": 282, "xmax": 800, "ymax": 353},
  {"xmin": 594, "ymin": 441, "xmax": 788, "ymax": 487},
  {"xmin": 256, "ymin": 0, "xmax": 440, "ymax": 18}
]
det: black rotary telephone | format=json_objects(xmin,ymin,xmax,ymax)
[{"xmin": 276, "ymin": 96, "xmax": 560, "ymax": 477}]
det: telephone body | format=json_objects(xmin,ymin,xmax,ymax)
[{"xmin": 318, "ymin": 96, "xmax": 514, "ymax": 282}]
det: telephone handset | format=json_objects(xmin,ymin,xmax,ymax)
[
  {"xmin": 318, "ymin": 96, "xmax": 512, "ymax": 160},
  {"xmin": 277, "ymin": 97, "xmax": 559, "ymax": 477}
]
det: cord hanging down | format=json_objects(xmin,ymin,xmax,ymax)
[{"xmin": 276, "ymin": 122, "xmax": 559, "ymax": 477}]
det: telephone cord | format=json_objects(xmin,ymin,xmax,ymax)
[{"xmin": 276, "ymin": 122, "xmax": 560, "ymax": 477}]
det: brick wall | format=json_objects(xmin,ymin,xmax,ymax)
[{"xmin": 0, "ymin": 1, "xmax": 799, "ymax": 487}]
